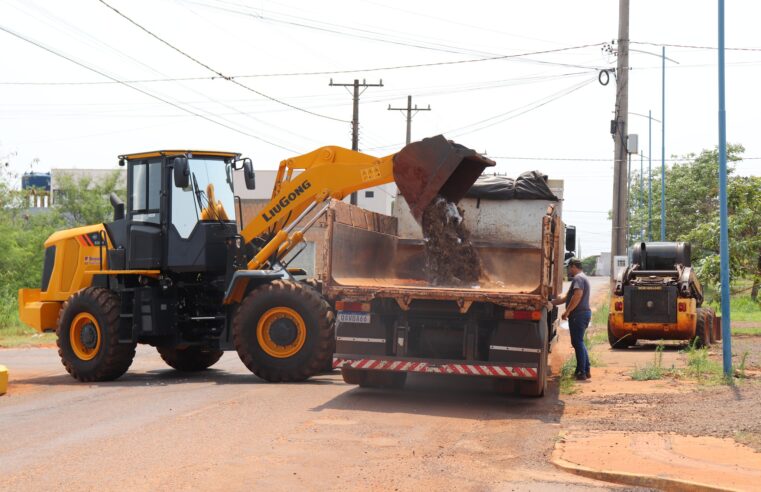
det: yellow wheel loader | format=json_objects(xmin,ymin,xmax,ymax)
[{"xmin": 18, "ymin": 136, "xmax": 493, "ymax": 382}]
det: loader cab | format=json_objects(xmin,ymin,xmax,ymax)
[{"xmin": 106, "ymin": 150, "xmax": 242, "ymax": 274}]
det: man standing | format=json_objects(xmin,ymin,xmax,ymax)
[{"xmin": 551, "ymin": 258, "xmax": 592, "ymax": 380}]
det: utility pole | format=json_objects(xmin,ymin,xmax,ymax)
[
  {"xmin": 648, "ymin": 110, "xmax": 653, "ymax": 241},
  {"xmin": 610, "ymin": 0, "xmax": 630, "ymax": 279},
  {"xmin": 388, "ymin": 95, "xmax": 431, "ymax": 144},
  {"xmin": 718, "ymin": 0, "xmax": 732, "ymax": 376},
  {"xmin": 661, "ymin": 47, "xmax": 667, "ymax": 241},
  {"xmin": 329, "ymin": 78, "xmax": 384, "ymax": 204}
]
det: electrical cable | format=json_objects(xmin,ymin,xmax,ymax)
[
  {"xmin": 97, "ymin": 0, "xmax": 348, "ymax": 123},
  {"xmin": 0, "ymin": 23, "xmax": 297, "ymax": 152},
  {"xmin": 632, "ymin": 41, "xmax": 761, "ymax": 52}
]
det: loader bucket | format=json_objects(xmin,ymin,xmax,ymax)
[{"xmin": 393, "ymin": 135, "xmax": 495, "ymax": 221}]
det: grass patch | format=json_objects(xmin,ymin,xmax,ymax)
[
  {"xmin": 630, "ymin": 344, "xmax": 676, "ymax": 381},
  {"xmin": 0, "ymin": 322, "xmax": 56, "ymax": 348},
  {"xmin": 683, "ymin": 339, "xmax": 725, "ymax": 384},
  {"xmin": 707, "ymin": 294, "xmax": 761, "ymax": 323},
  {"xmin": 559, "ymin": 356, "xmax": 578, "ymax": 394},
  {"xmin": 732, "ymin": 326, "xmax": 761, "ymax": 336},
  {"xmin": 591, "ymin": 295, "xmax": 610, "ymax": 327}
]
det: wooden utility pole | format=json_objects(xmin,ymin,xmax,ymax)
[
  {"xmin": 329, "ymin": 78, "xmax": 383, "ymax": 204},
  {"xmin": 610, "ymin": 0, "xmax": 630, "ymax": 278},
  {"xmin": 387, "ymin": 95, "xmax": 431, "ymax": 144}
]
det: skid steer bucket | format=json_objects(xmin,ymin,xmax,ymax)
[{"xmin": 393, "ymin": 135, "xmax": 495, "ymax": 221}]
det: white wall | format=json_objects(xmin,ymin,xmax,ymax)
[{"xmin": 233, "ymin": 169, "xmax": 393, "ymax": 215}]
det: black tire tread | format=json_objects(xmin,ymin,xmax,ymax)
[
  {"xmin": 157, "ymin": 346, "xmax": 223, "ymax": 372},
  {"xmin": 233, "ymin": 280, "xmax": 334, "ymax": 382},
  {"xmin": 57, "ymin": 287, "xmax": 136, "ymax": 382}
]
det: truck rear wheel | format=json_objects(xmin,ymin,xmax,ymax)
[
  {"xmin": 233, "ymin": 280, "xmax": 334, "ymax": 382},
  {"xmin": 57, "ymin": 287, "xmax": 136, "ymax": 382},
  {"xmin": 157, "ymin": 346, "xmax": 223, "ymax": 372},
  {"xmin": 608, "ymin": 320, "xmax": 636, "ymax": 349}
]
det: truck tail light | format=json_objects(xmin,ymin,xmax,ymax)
[
  {"xmin": 335, "ymin": 301, "xmax": 371, "ymax": 312},
  {"xmin": 504, "ymin": 310, "xmax": 541, "ymax": 320},
  {"xmin": 678, "ymin": 302, "xmax": 687, "ymax": 312},
  {"xmin": 614, "ymin": 301, "xmax": 623, "ymax": 311}
]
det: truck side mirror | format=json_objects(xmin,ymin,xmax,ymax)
[
  {"xmin": 173, "ymin": 156, "xmax": 190, "ymax": 188},
  {"xmin": 565, "ymin": 225, "xmax": 576, "ymax": 253},
  {"xmin": 243, "ymin": 159, "xmax": 256, "ymax": 190}
]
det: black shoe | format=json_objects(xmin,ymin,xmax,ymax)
[
  {"xmin": 586, "ymin": 371, "xmax": 592, "ymax": 380},
  {"xmin": 574, "ymin": 372, "xmax": 587, "ymax": 381}
]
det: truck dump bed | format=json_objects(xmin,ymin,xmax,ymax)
[{"xmin": 321, "ymin": 198, "xmax": 563, "ymax": 310}]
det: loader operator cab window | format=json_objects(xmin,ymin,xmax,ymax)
[
  {"xmin": 130, "ymin": 160, "xmax": 161, "ymax": 224},
  {"xmin": 171, "ymin": 158, "xmax": 236, "ymax": 238}
]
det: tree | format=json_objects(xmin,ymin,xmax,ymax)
[
  {"xmin": 53, "ymin": 171, "xmax": 125, "ymax": 225},
  {"xmin": 628, "ymin": 144, "xmax": 761, "ymax": 300}
]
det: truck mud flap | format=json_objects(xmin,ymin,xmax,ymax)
[{"xmin": 333, "ymin": 356, "xmax": 538, "ymax": 379}]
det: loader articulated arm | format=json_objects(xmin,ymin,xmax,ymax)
[
  {"xmin": 240, "ymin": 135, "xmax": 495, "ymax": 271},
  {"xmin": 241, "ymin": 146, "xmax": 395, "ymax": 270}
]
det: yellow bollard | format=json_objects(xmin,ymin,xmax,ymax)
[{"xmin": 0, "ymin": 365, "xmax": 7, "ymax": 395}]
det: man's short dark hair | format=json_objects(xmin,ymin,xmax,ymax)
[{"xmin": 567, "ymin": 258, "xmax": 583, "ymax": 269}]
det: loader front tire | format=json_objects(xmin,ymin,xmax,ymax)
[
  {"xmin": 157, "ymin": 346, "xmax": 223, "ymax": 372},
  {"xmin": 693, "ymin": 308, "xmax": 711, "ymax": 348},
  {"xmin": 57, "ymin": 287, "xmax": 136, "ymax": 382},
  {"xmin": 233, "ymin": 280, "xmax": 334, "ymax": 382}
]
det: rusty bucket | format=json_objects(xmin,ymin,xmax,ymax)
[{"xmin": 393, "ymin": 135, "xmax": 495, "ymax": 221}]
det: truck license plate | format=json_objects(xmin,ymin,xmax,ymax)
[{"xmin": 337, "ymin": 311, "xmax": 371, "ymax": 324}]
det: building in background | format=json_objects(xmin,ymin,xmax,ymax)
[
  {"xmin": 21, "ymin": 171, "xmax": 51, "ymax": 208},
  {"xmin": 50, "ymin": 168, "xmax": 126, "ymax": 204},
  {"xmin": 595, "ymin": 252, "xmax": 612, "ymax": 277}
]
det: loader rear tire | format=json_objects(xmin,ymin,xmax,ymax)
[
  {"xmin": 233, "ymin": 280, "xmax": 334, "ymax": 382},
  {"xmin": 57, "ymin": 287, "xmax": 136, "ymax": 382},
  {"xmin": 157, "ymin": 346, "xmax": 223, "ymax": 372}
]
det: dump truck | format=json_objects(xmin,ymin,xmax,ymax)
[
  {"xmin": 325, "ymin": 175, "xmax": 573, "ymax": 396},
  {"xmin": 608, "ymin": 241, "xmax": 719, "ymax": 348},
  {"xmin": 18, "ymin": 136, "xmax": 492, "ymax": 383}
]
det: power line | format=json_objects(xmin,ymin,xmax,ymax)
[
  {"xmin": 0, "ymin": 23, "xmax": 297, "ymax": 152},
  {"xmin": 97, "ymin": 0, "xmax": 347, "ymax": 123},
  {"xmin": 489, "ymin": 155, "xmax": 761, "ymax": 161},
  {"xmin": 0, "ymin": 46, "xmax": 605, "ymax": 86},
  {"xmin": 632, "ymin": 41, "xmax": 761, "ymax": 52}
]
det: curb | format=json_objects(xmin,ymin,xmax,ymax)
[
  {"xmin": 551, "ymin": 453, "xmax": 736, "ymax": 492},
  {"xmin": 0, "ymin": 365, "xmax": 7, "ymax": 395}
]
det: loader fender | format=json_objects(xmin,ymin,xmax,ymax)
[{"xmin": 223, "ymin": 269, "xmax": 288, "ymax": 305}]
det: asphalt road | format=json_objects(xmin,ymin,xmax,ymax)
[{"xmin": 0, "ymin": 277, "xmax": 617, "ymax": 491}]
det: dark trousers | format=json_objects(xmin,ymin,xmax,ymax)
[{"xmin": 569, "ymin": 311, "xmax": 592, "ymax": 375}]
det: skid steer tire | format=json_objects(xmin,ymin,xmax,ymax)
[
  {"xmin": 608, "ymin": 321, "xmax": 636, "ymax": 349},
  {"xmin": 157, "ymin": 346, "xmax": 223, "ymax": 372},
  {"xmin": 693, "ymin": 308, "xmax": 711, "ymax": 348},
  {"xmin": 233, "ymin": 280, "xmax": 334, "ymax": 382},
  {"xmin": 57, "ymin": 287, "xmax": 136, "ymax": 382}
]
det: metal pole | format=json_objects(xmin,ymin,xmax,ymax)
[
  {"xmin": 640, "ymin": 150, "xmax": 643, "ymax": 238},
  {"xmin": 648, "ymin": 110, "xmax": 652, "ymax": 241},
  {"xmin": 610, "ymin": 0, "xmax": 630, "ymax": 278},
  {"xmin": 718, "ymin": 0, "xmax": 732, "ymax": 377},
  {"xmin": 406, "ymin": 95, "xmax": 412, "ymax": 144},
  {"xmin": 660, "ymin": 46, "xmax": 666, "ymax": 241}
]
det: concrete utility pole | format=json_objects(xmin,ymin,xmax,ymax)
[
  {"xmin": 388, "ymin": 95, "xmax": 431, "ymax": 144},
  {"xmin": 329, "ymin": 78, "xmax": 384, "ymax": 204},
  {"xmin": 610, "ymin": 0, "xmax": 630, "ymax": 278}
]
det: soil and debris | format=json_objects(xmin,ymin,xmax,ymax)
[{"xmin": 421, "ymin": 196, "xmax": 484, "ymax": 286}]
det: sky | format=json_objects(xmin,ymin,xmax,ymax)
[{"xmin": 1, "ymin": 0, "xmax": 759, "ymax": 256}]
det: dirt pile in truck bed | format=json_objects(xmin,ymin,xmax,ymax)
[{"xmin": 421, "ymin": 196, "xmax": 484, "ymax": 286}]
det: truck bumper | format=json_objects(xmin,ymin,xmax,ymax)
[{"xmin": 333, "ymin": 355, "xmax": 538, "ymax": 380}]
